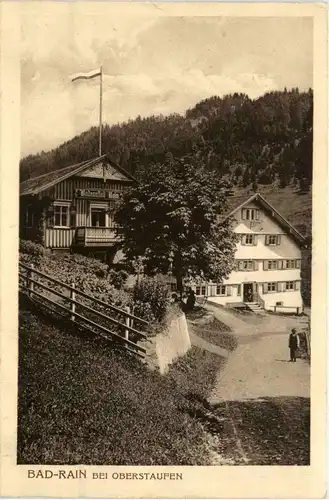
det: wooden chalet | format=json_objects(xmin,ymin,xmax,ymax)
[{"xmin": 20, "ymin": 154, "xmax": 135, "ymax": 261}]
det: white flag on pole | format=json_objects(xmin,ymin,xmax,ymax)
[{"xmin": 71, "ymin": 68, "xmax": 101, "ymax": 82}]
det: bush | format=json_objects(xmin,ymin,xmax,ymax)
[
  {"xmin": 133, "ymin": 277, "xmax": 170, "ymax": 323},
  {"xmin": 108, "ymin": 269, "xmax": 128, "ymax": 289},
  {"xmin": 19, "ymin": 239, "xmax": 47, "ymax": 257},
  {"xmin": 19, "ymin": 240, "xmax": 132, "ymax": 338}
]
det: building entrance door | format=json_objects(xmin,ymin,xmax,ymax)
[{"xmin": 243, "ymin": 283, "xmax": 254, "ymax": 302}]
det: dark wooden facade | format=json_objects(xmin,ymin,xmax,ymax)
[{"xmin": 20, "ymin": 155, "xmax": 134, "ymax": 261}]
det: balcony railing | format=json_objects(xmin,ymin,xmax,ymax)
[{"xmin": 75, "ymin": 226, "xmax": 121, "ymax": 247}]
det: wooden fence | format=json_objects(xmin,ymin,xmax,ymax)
[
  {"xmin": 299, "ymin": 316, "xmax": 311, "ymax": 358},
  {"xmin": 19, "ymin": 262, "xmax": 149, "ymax": 358}
]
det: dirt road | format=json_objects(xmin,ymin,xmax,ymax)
[{"xmin": 199, "ymin": 306, "xmax": 310, "ymax": 465}]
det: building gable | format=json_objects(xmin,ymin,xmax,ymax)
[
  {"xmin": 77, "ymin": 160, "xmax": 131, "ymax": 182},
  {"xmin": 226, "ymin": 193, "xmax": 305, "ymax": 246},
  {"xmin": 20, "ymin": 154, "xmax": 135, "ymax": 196},
  {"xmin": 232, "ymin": 202, "xmax": 287, "ymax": 234}
]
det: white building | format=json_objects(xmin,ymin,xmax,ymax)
[{"xmin": 192, "ymin": 193, "xmax": 305, "ymax": 314}]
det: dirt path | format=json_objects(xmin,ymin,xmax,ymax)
[
  {"xmin": 199, "ymin": 307, "xmax": 310, "ymax": 465},
  {"xmin": 205, "ymin": 302, "xmax": 309, "ymax": 336},
  {"xmin": 209, "ymin": 331, "xmax": 309, "ymax": 403}
]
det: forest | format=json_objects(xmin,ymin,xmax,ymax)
[{"xmin": 20, "ymin": 88, "xmax": 313, "ymax": 194}]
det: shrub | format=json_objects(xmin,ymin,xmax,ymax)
[
  {"xmin": 19, "ymin": 239, "xmax": 47, "ymax": 257},
  {"xmin": 19, "ymin": 241, "xmax": 132, "ymax": 338},
  {"xmin": 132, "ymin": 277, "xmax": 170, "ymax": 323},
  {"xmin": 108, "ymin": 269, "xmax": 128, "ymax": 289}
]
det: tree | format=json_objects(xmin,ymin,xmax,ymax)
[{"xmin": 115, "ymin": 155, "xmax": 238, "ymax": 295}]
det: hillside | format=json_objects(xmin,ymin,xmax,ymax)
[
  {"xmin": 18, "ymin": 298, "xmax": 223, "ymax": 465},
  {"xmin": 20, "ymin": 88, "xmax": 313, "ymax": 196},
  {"xmin": 20, "ymin": 89, "xmax": 312, "ymax": 306}
]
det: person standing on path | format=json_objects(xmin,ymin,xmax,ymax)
[{"xmin": 289, "ymin": 328, "xmax": 300, "ymax": 362}]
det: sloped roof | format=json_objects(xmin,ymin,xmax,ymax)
[
  {"xmin": 20, "ymin": 154, "xmax": 136, "ymax": 196},
  {"xmin": 225, "ymin": 192, "xmax": 305, "ymax": 244}
]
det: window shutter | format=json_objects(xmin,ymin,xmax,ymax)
[
  {"xmin": 263, "ymin": 260, "xmax": 268, "ymax": 271},
  {"xmin": 238, "ymin": 261, "xmax": 243, "ymax": 271},
  {"xmin": 278, "ymin": 260, "xmax": 283, "ymax": 270},
  {"xmin": 242, "ymin": 209, "xmax": 246, "ymax": 220},
  {"xmin": 263, "ymin": 283, "xmax": 268, "ymax": 294},
  {"xmin": 241, "ymin": 235, "xmax": 246, "ymax": 245},
  {"xmin": 70, "ymin": 211, "xmax": 76, "ymax": 227},
  {"xmin": 296, "ymin": 259, "xmax": 301, "ymax": 269},
  {"xmin": 278, "ymin": 282, "xmax": 285, "ymax": 292},
  {"xmin": 265, "ymin": 235, "xmax": 269, "ymax": 245},
  {"xmin": 282, "ymin": 260, "xmax": 287, "ymax": 269},
  {"xmin": 46, "ymin": 214, "xmax": 53, "ymax": 228},
  {"xmin": 277, "ymin": 235, "xmax": 281, "ymax": 245},
  {"xmin": 253, "ymin": 260, "xmax": 259, "ymax": 271},
  {"xmin": 226, "ymin": 286, "xmax": 231, "ymax": 296},
  {"xmin": 253, "ymin": 235, "xmax": 258, "ymax": 246},
  {"xmin": 295, "ymin": 281, "xmax": 301, "ymax": 291},
  {"xmin": 255, "ymin": 209, "xmax": 260, "ymax": 220}
]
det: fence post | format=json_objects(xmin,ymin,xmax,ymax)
[
  {"xmin": 70, "ymin": 282, "xmax": 76, "ymax": 322},
  {"xmin": 130, "ymin": 306, "xmax": 134, "ymax": 329},
  {"xmin": 28, "ymin": 264, "xmax": 35, "ymax": 298},
  {"xmin": 124, "ymin": 306, "xmax": 130, "ymax": 342}
]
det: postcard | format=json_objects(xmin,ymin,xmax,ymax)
[{"xmin": 0, "ymin": 1, "xmax": 327, "ymax": 498}]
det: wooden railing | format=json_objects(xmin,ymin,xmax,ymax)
[
  {"xmin": 254, "ymin": 292, "xmax": 265, "ymax": 309},
  {"xmin": 19, "ymin": 263, "xmax": 148, "ymax": 358},
  {"xmin": 75, "ymin": 226, "xmax": 121, "ymax": 246},
  {"xmin": 271, "ymin": 304, "xmax": 303, "ymax": 314}
]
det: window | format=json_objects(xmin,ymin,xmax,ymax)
[
  {"xmin": 26, "ymin": 205, "xmax": 34, "ymax": 227},
  {"xmin": 264, "ymin": 260, "xmax": 284, "ymax": 271},
  {"xmin": 286, "ymin": 260, "xmax": 295, "ymax": 269},
  {"xmin": 237, "ymin": 260, "xmax": 259, "ymax": 271},
  {"xmin": 286, "ymin": 281, "xmax": 294, "ymax": 290},
  {"xmin": 268, "ymin": 282, "xmax": 277, "ymax": 292},
  {"xmin": 242, "ymin": 208, "xmax": 259, "ymax": 221},
  {"xmin": 245, "ymin": 234, "xmax": 254, "ymax": 245},
  {"xmin": 238, "ymin": 260, "xmax": 253, "ymax": 271},
  {"xmin": 54, "ymin": 204, "xmax": 70, "ymax": 227},
  {"xmin": 265, "ymin": 235, "xmax": 281, "ymax": 246},
  {"xmin": 195, "ymin": 285, "xmax": 206, "ymax": 296},
  {"xmin": 237, "ymin": 285, "xmax": 241, "ymax": 296},
  {"xmin": 241, "ymin": 234, "xmax": 258, "ymax": 246},
  {"xmin": 90, "ymin": 208, "xmax": 106, "ymax": 227},
  {"xmin": 216, "ymin": 285, "xmax": 226, "ymax": 296}
]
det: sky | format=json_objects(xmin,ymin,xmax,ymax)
[{"xmin": 20, "ymin": 4, "xmax": 313, "ymax": 157}]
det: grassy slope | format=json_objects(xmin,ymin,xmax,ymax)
[{"xmin": 18, "ymin": 299, "xmax": 223, "ymax": 465}]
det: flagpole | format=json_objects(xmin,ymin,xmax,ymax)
[{"xmin": 99, "ymin": 66, "xmax": 103, "ymax": 157}]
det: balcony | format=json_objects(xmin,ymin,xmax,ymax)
[{"xmin": 74, "ymin": 226, "xmax": 121, "ymax": 247}]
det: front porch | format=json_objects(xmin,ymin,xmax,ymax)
[{"xmin": 74, "ymin": 226, "xmax": 121, "ymax": 247}]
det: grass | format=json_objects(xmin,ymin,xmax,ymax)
[
  {"xmin": 191, "ymin": 319, "xmax": 238, "ymax": 351},
  {"xmin": 17, "ymin": 297, "xmax": 221, "ymax": 465},
  {"xmin": 191, "ymin": 396, "xmax": 310, "ymax": 465}
]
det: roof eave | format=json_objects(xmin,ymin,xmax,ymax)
[{"xmin": 20, "ymin": 154, "xmax": 136, "ymax": 196}]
